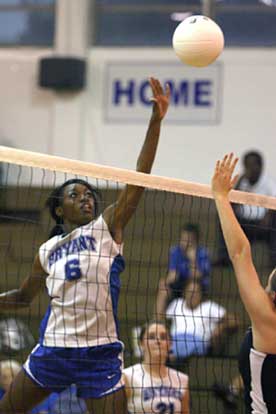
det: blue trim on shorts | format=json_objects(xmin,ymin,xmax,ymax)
[
  {"xmin": 39, "ymin": 303, "xmax": 51, "ymax": 343},
  {"xmin": 110, "ymin": 254, "xmax": 125, "ymax": 337},
  {"xmin": 91, "ymin": 385, "xmax": 125, "ymax": 400}
]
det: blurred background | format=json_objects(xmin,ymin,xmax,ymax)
[{"xmin": 0, "ymin": 1, "xmax": 275, "ymax": 413}]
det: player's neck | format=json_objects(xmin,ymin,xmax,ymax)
[
  {"xmin": 142, "ymin": 360, "xmax": 168, "ymax": 378},
  {"xmin": 63, "ymin": 222, "xmax": 80, "ymax": 234}
]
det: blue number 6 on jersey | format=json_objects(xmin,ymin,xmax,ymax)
[{"xmin": 65, "ymin": 259, "xmax": 82, "ymax": 281}]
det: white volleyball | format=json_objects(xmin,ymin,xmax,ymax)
[{"xmin": 172, "ymin": 15, "xmax": 224, "ymax": 67}]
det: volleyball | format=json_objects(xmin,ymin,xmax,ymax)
[{"xmin": 172, "ymin": 15, "xmax": 224, "ymax": 67}]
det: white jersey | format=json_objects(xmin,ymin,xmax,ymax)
[
  {"xmin": 166, "ymin": 299, "xmax": 226, "ymax": 343},
  {"xmin": 39, "ymin": 215, "xmax": 124, "ymax": 348},
  {"xmin": 124, "ymin": 363, "xmax": 188, "ymax": 414},
  {"xmin": 236, "ymin": 175, "xmax": 276, "ymax": 221}
]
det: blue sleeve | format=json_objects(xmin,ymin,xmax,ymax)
[
  {"xmin": 198, "ymin": 247, "xmax": 211, "ymax": 289},
  {"xmin": 168, "ymin": 246, "xmax": 179, "ymax": 271},
  {"xmin": 198, "ymin": 247, "xmax": 211, "ymax": 275}
]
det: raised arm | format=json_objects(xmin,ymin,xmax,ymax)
[
  {"xmin": 155, "ymin": 270, "xmax": 177, "ymax": 319},
  {"xmin": 211, "ymin": 154, "xmax": 273, "ymax": 323},
  {"xmin": 0, "ymin": 254, "xmax": 46, "ymax": 310},
  {"xmin": 103, "ymin": 77, "xmax": 170, "ymax": 243}
]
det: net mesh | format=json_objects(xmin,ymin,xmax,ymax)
[{"xmin": 0, "ymin": 148, "xmax": 275, "ymax": 413}]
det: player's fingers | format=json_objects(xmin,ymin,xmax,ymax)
[
  {"xmin": 165, "ymin": 83, "xmax": 171, "ymax": 100},
  {"xmin": 225, "ymin": 153, "xmax": 234, "ymax": 168},
  {"xmin": 230, "ymin": 157, "xmax": 239, "ymax": 174},
  {"xmin": 155, "ymin": 79, "xmax": 163, "ymax": 95},
  {"xmin": 149, "ymin": 77, "xmax": 158, "ymax": 96},
  {"xmin": 221, "ymin": 154, "xmax": 228, "ymax": 168}
]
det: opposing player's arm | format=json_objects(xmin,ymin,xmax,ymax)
[
  {"xmin": 181, "ymin": 386, "xmax": 190, "ymax": 414},
  {"xmin": 231, "ymin": 251, "xmax": 273, "ymax": 323},
  {"xmin": 103, "ymin": 77, "xmax": 170, "ymax": 243},
  {"xmin": 212, "ymin": 154, "xmax": 274, "ymax": 323},
  {"xmin": 0, "ymin": 254, "xmax": 47, "ymax": 310}
]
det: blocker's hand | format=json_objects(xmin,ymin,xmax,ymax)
[
  {"xmin": 212, "ymin": 153, "xmax": 239, "ymax": 198},
  {"xmin": 149, "ymin": 77, "xmax": 170, "ymax": 121}
]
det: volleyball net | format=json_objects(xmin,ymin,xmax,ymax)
[{"xmin": 0, "ymin": 146, "xmax": 276, "ymax": 413}]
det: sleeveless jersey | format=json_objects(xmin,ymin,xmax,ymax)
[
  {"xmin": 124, "ymin": 363, "xmax": 189, "ymax": 414},
  {"xmin": 239, "ymin": 328, "xmax": 276, "ymax": 413},
  {"xmin": 38, "ymin": 215, "xmax": 124, "ymax": 348}
]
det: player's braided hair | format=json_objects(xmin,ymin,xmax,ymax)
[{"xmin": 46, "ymin": 179, "xmax": 101, "ymax": 238}]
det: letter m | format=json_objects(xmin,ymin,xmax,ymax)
[{"xmin": 166, "ymin": 80, "xmax": 189, "ymax": 105}]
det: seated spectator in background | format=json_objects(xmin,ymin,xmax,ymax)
[
  {"xmin": 0, "ymin": 318, "xmax": 34, "ymax": 354},
  {"xmin": 0, "ymin": 360, "xmax": 21, "ymax": 399},
  {"xmin": 215, "ymin": 150, "xmax": 276, "ymax": 267},
  {"xmin": 166, "ymin": 281, "xmax": 239, "ymax": 360},
  {"xmin": 212, "ymin": 374, "xmax": 243, "ymax": 413},
  {"xmin": 155, "ymin": 223, "xmax": 211, "ymax": 319}
]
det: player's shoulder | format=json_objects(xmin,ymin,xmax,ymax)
[
  {"xmin": 123, "ymin": 363, "xmax": 141, "ymax": 376},
  {"xmin": 262, "ymin": 175, "xmax": 276, "ymax": 194},
  {"xmin": 169, "ymin": 244, "xmax": 181, "ymax": 255},
  {"xmin": 167, "ymin": 297, "xmax": 182, "ymax": 312},
  {"xmin": 167, "ymin": 367, "xmax": 189, "ymax": 385},
  {"xmin": 40, "ymin": 233, "xmax": 62, "ymax": 250},
  {"xmin": 203, "ymin": 299, "xmax": 226, "ymax": 312}
]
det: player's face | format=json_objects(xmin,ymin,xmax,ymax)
[
  {"xmin": 141, "ymin": 323, "xmax": 170, "ymax": 362},
  {"xmin": 57, "ymin": 183, "xmax": 95, "ymax": 225}
]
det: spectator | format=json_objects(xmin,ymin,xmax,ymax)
[
  {"xmin": 166, "ymin": 280, "xmax": 239, "ymax": 360},
  {"xmin": 0, "ymin": 360, "xmax": 21, "ymax": 398},
  {"xmin": 215, "ymin": 150, "xmax": 276, "ymax": 267},
  {"xmin": 155, "ymin": 223, "xmax": 211, "ymax": 319},
  {"xmin": 0, "ymin": 318, "xmax": 35, "ymax": 354}
]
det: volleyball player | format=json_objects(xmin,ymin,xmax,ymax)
[
  {"xmin": 0, "ymin": 77, "xmax": 170, "ymax": 414},
  {"xmin": 124, "ymin": 321, "xmax": 190, "ymax": 414},
  {"xmin": 212, "ymin": 153, "xmax": 276, "ymax": 413}
]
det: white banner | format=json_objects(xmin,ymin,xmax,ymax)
[{"xmin": 104, "ymin": 61, "xmax": 223, "ymax": 124}]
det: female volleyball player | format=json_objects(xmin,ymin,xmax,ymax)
[
  {"xmin": 212, "ymin": 153, "xmax": 276, "ymax": 413},
  {"xmin": 124, "ymin": 321, "xmax": 190, "ymax": 414},
  {"xmin": 0, "ymin": 77, "xmax": 170, "ymax": 414}
]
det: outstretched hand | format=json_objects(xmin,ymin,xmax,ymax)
[
  {"xmin": 149, "ymin": 77, "xmax": 170, "ymax": 121},
  {"xmin": 212, "ymin": 153, "xmax": 239, "ymax": 198}
]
